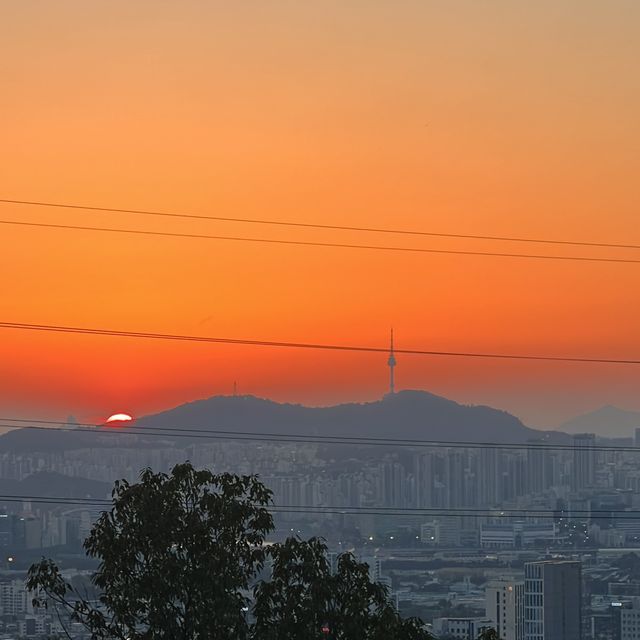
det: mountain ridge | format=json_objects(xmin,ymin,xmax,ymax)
[
  {"xmin": 1, "ymin": 390, "xmax": 571, "ymax": 453},
  {"xmin": 559, "ymin": 404, "xmax": 640, "ymax": 437},
  {"xmin": 138, "ymin": 389, "xmax": 565, "ymax": 443}
]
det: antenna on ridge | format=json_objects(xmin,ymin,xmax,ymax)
[{"xmin": 387, "ymin": 328, "xmax": 396, "ymax": 395}]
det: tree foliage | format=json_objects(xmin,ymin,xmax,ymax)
[
  {"xmin": 28, "ymin": 464, "xmax": 273, "ymax": 640},
  {"xmin": 253, "ymin": 536, "xmax": 430, "ymax": 639},
  {"xmin": 27, "ymin": 462, "xmax": 430, "ymax": 640}
]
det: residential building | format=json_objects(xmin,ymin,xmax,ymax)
[
  {"xmin": 486, "ymin": 578, "xmax": 524, "ymax": 640},
  {"xmin": 611, "ymin": 598, "xmax": 640, "ymax": 640},
  {"xmin": 524, "ymin": 560, "xmax": 581, "ymax": 640}
]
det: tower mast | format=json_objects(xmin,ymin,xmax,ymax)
[{"xmin": 387, "ymin": 328, "xmax": 396, "ymax": 394}]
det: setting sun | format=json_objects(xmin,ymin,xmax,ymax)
[{"xmin": 105, "ymin": 413, "xmax": 133, "ymax": 424}]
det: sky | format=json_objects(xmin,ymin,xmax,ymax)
[{"xmin": 1, "ymin": 1, "xmax": 639, "ymax": 429}]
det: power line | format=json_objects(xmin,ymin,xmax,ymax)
[
  {"xmin": 0, "ymin": 494, "xmax": 109, "ymax": 505},
  {"xmin": 268, "ymin": 510, "xmax": 621, "ymax": 520},
  {"xmin": 0, "ymin": 494, "xmax": 607, "ymax": 514},
  {"xmin": 1, "ymin": 417, "xmax": 637, "ymax": 453},
  {"xmin": 2, "ymin": 218, "xmax": 640, "ymax": 266},
  {"xmin": 1, "ymin": 493, "xmax": 639, "ymax": 520},
  {"xmin": 268, "ymin": 509, "xmax": 640, "ymax": 521},
  {"xmin": 2, "ymin": 321, "xmax": 639, "ymax": 366},
  {"xmin": 0, "ymin": 499, "xmax": 570, "ymax": 520},
  {"xmin": 272, "ymin": 505, "xmax": 639, "ymax": 516},
  {"xmin": 3, "ymin": 197, "xmax": 639, "ymax": 252}
]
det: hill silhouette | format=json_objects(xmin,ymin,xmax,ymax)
[
  {"xmin": 138, "ymin": 390, "xmax": 551, "ymax": 444},
  {"xmin": 0, "ymin": 424, "xmax": 152, "ymax": 454},
  {"xmin": 0, "ymin": 471, "xmax": 110, "ymax": 502},
  {"xmin": 0, "ymin": 391, "xmax": 569, "ymax": 453},
  {"xmin": 0, "ymin": 427, "xmax": 98, "ymax": 453},
  {"xmin": 559, "ymin": 405, "xmax": 640, "ymax": 438}
]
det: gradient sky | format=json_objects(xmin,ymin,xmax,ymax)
[{"xmin": 1, "ymin": 1, "xmax": 639, "ymax": 428}]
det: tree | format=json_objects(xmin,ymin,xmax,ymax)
[
  {"xmin": 477, "ymin": 629, "xmax": 500, "ymax": 640},
  {"xmin": 27, "ymin": 463, "xmax": 273, "ymax": 640},
  {"xmin": 252, "ymin": 536, "xmax": 431, "ymax": 639},
  {"xmin": 28, "ymin": 463, "xmax": 430, "ymax": 640}
]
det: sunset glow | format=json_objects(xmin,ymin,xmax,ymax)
[
  {"xmin": 106, "ymin": 414, "xmax": 134, "ymax": 424},
  {"xmin": 1, "ymin": 2, "xmax": 639, "ymax": 427},
  {"xmin": 5, "ymin": 7, "xmax": 640, "ymax": 632}
]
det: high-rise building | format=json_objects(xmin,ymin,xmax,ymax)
[
  {"xmin": 0, "ymin": 579, "xmax": 33, "ymax": 616},
  {"xmin": 572, "ymin": 433, "xmax": 596, "ymax": 492},
  {"xmin": 524, "ymin": 560, "xmax": 581, "ymax": 640},
  {"xmin": 611, "ymin": 598, "xmax": 640, "ymax": 640},
  {"xmin": 378, "ymin": 461, "xmax": 407, "ymax": 507},
  {"xmin": 485, "ymin": 578, "xmax": 524, "ymax": 640},
  {"xmin": 445, "ymin": 451, "xmax": 467, "ymax": 508},
  {"xmin": 414, "ymin": 451, "xmax": 435, "ymax": 508},
  {"xmin": 525, "ymin": 440, "xmax": 554, "ymax": 496},
  {"xmin": 502, "ymin": 454, "xmax": 525, "ymax": 502},
  {"xmin": 477, "ymin": 447, "xmax": 501, "ymax": 505}
]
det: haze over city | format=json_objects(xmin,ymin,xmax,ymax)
[{"xmin": 2, "ymin": 3, "xmax": 640, "ymax": 640}]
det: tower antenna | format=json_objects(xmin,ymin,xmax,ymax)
[{"xmin": 387, "ymin": 328, "xmax": 396, "ymax": 395}]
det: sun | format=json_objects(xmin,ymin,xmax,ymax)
[{"xmin": 105, "ymin": 413, "xmax": 134, "ymax": 424}]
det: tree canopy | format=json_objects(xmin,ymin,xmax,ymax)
[
  {"xmin": 27, "ymin": 462, "xmax": 430, "ymax": 639},
  {"xmin": 253, "ymin": 536, "xmax": 429, "ymax": 639}
]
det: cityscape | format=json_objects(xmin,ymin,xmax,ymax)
[
  {"xmin": 0, "ymin": 343, "xmax": 639, "ymax": 638},
  {"xmin": 3, "ymin": 2, "xmax": 640, "ymax": 638}
]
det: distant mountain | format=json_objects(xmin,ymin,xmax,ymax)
[
  {"xmin": 559, "ymin": 405, "xmax": 640, "ymax": 438},
  {"xmin": 0, "ymin": 471, "xmax": 110, "ymax": 503},
  {"xmin": 0, "ymin": 424, "xmax": 150, "ymax": 454},
  {"xmin": 138, "ymin": 390, "xmax": 558, "ymax": 444},
  {"xmin": 0, "ymin": 427, "xmax": 99, "ymax": 453},
  {"xmin": 0, "ymin": 390, "xmax": 570, "ymax": 454}
]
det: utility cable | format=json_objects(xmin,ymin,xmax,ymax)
[
  {"xmin": 1, "ymin": 321, "xmax": 638, "ymax": 365},
  {"xmin": 0, "ymin": 418, "xmax": 636, "ymax": 453},
  {"xmin": 1, "ymin": 219, "xmax": 640, "ymax": 265},
  {"xmin": 2, "ymin": 494, "xmax": 640, "ymax": 520},
  {"xmin": 2, "ymin": 197, "xmax": 639, "ymax": 252}
]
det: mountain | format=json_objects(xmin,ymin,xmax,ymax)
[
  {"xmin": 559, "ymin": 405, "xmax": 640, "ymax": 438},
  {"xmin": 0, "ymin": 427, "xmax": 100, "ymax": 453},
  {"xmin": 0, "ymin": 471, "xmax": 111, "ymax": 502},
  {"xmin": 138, "ymin": 390, "xmax": 554, "ymax": 444},
  {"xmin": 0, "ymin": 424, "xmax": 152, "ymax": 454},
  {"xmin": 0, "ymin": 390, "xmax": 569, "ymax": 453}
]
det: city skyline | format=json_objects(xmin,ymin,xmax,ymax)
[{"xmin": 3, "ymin": 4, "xmax": 640, "ymax": 638}]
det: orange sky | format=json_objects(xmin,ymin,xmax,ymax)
[{"xmin": 1, "ymin": 1, "xmax": 639, "ymax": 428}]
